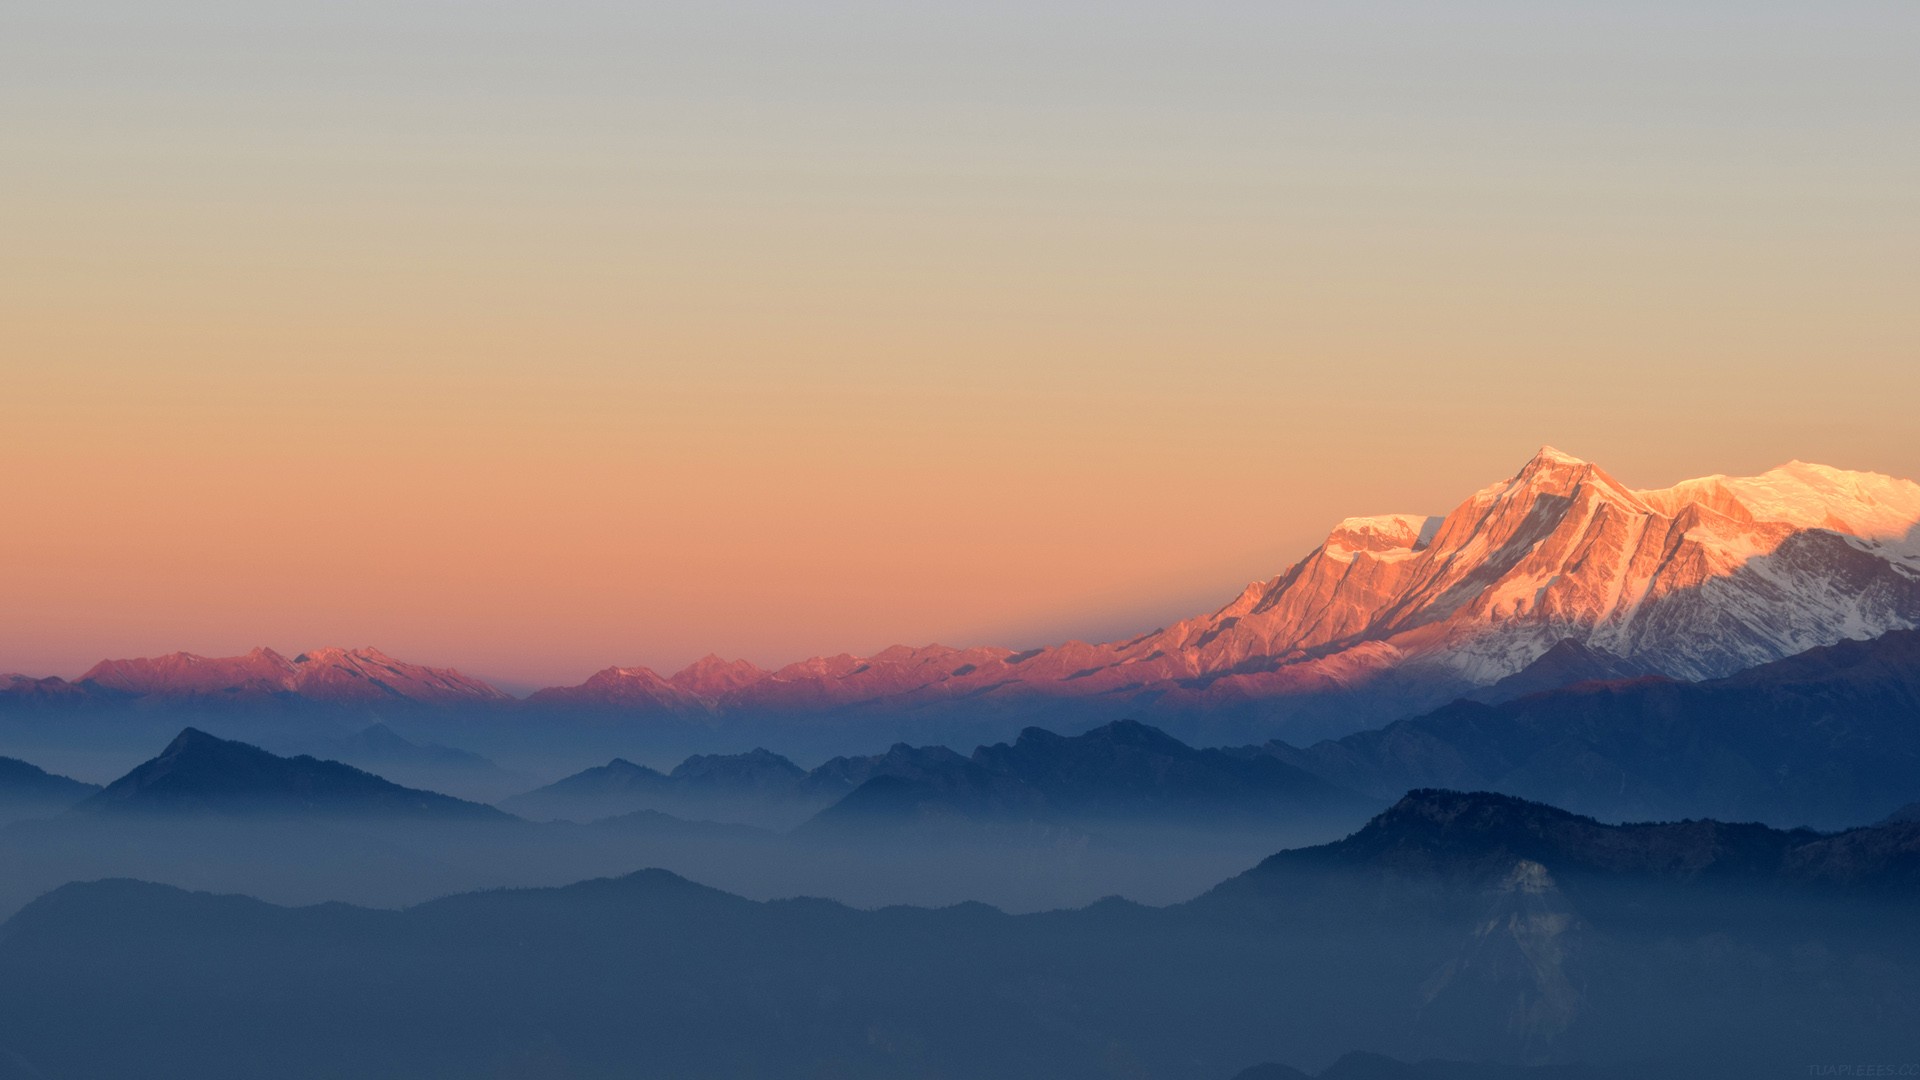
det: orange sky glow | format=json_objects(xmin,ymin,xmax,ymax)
[{"xmin": 4, "ymin": 2, "xmax": 1916, "ymax": 687}]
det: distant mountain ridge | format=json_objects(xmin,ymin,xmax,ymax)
[
  {"xmin": 808, "ymin": 719, "xmax": 1373, "ymax": 833},
  {"xmin": 77, "ymin": 646, "xmax": 509, "ymax": 705},
  {"xmin": 507, "ymin": 719, "xmax": 1374, "ymax": 832},
  {"xmin": 309, "ymin": 723, "xmax": 499, "ymax": 771},
  {"xmin": 8, "ymin": 450, "xmax": 1918, "ymax": 741},
  {"xmin": 502, "ymin": 746, "xmax": 823, "ymax": 828},
  {"xmin": 1219, "ymin": 789, "xmax": 1917, "ymax": 892},
  {"xmin": 76, "ymin": 728, "xmax": 507, "ymax": 820},
  {"xmin": 0, "ymin": 758, "xmax": 99, "ymax": 823},
  {"xmin": 277, "ymin": 723, "xmax": 529, "ymax": 803},
  {"xmin": 528, "ymin": 449, "xmax": 1920, "ymax": 737},
  {"xmin": 1264, "ymin": 628, "xmax": 1920, "ymax": 829}
]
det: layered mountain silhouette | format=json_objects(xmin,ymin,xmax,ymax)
[
  {"xmin": 278, "ymin": 723, "xmax": 528, "ymax": 802},
  {"xmin": 307, "ymin": 723, "xmax": 500, "ymax": 771},
  {"xmin": 502, "ymin": 747, "xmax": 822, "ymax": 828},
  {"xmin": 7, "ymin": 450, "xmax": 1917, "ymax": 742},
  {"xmin": 0, "ymin": 646, "xmax": 506, "ymax": 715},
  {"xmin": 807, "ymin": 719, "xmax": 1372, "ymax": 834},
  {"xmin": 1215, "ymin": 789, "xmax": 1920, "ymax": 894},
  {"xmin": 2, "ymin": 789, "xmax": 1915, "ymax": 1080},
  {"xmin": 74, "ymin": 728, "xmax": 507, "ymax": 820},
  {"xmin": 0, "ymin": 757, "xmax": 98, "ymax": 823},
  {"xmin": 0, "ymin": 728, "xmax": 824, "ymax": 922},
  {"xmin": 507, "ymin": 719, "xmax": 1372, "ymax": 832},
  {"xmin": 6, "ymin": 445, "xmax": 1917, "ymax": 1079},
  {"xmin": 0, "ymin": 723, "xmax": 1364, "ymax": 919},
  {"xmin": 1264, "ymin": 628, "xmax": 1920, "ymax": 828}
]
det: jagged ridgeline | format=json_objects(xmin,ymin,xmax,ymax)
[{"xmin": 7, "ymin": 450, "xmax": 1918, "ymax": 749}]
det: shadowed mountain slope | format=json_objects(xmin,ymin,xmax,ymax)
[
  {"xmin": 500, "ymin": 749, "xmax": 818, "ymax": 828},
  {"xmin": 500, "ymin": 757, "xmax": 670, "ymax": 820},
  {"xmin": 1266, "ymin": 629, "xmax": 1920, "ymax": 829},
  {"xmin": 809, "ymin": 719, "xmax": 1373, "ymax": 834},
  {"xmin": 508, "ymin": 720, "xmax": 1373, "ymax": 833},
  {"xmin": 75, "ymin": 728, "xmax": 509, "ymax": 820},
  {"xmin": 1214, "ymin": 790, "xmax": 1920, "ymax": 894},
  {"xmin": 0, "ymin": 758, "xmax": 99, "ymax": 823}
]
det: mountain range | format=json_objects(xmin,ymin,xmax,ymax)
[
  {"xmin": 12, "ymin": 623, "xmax": 1920, "ymax": 841},
  {"xmin": 5, "ymin": 450, "xmax": 1916, "ymax": 745},
  {"xmin": 70, "ymin": 646, "xmax": 508, "ymax": 704},
  {"xmin": 269, "ymin": 723, "xmax": 531, "ymax": 802},
  {"xmin": 505, "ymin": 718, "xmax": 1372, "ymax": 831},
  {"xmin": 807, "ymin": 718, "xmax": 1371, "ymax": 835},
  {"xmin": 501, "ymin": 747, "xmax": 828, "ymax": 828},
  {"xmin": 521, "ymin": 450, "xmax": 1920, "ymax": 738},
  {"xmin": 1266, "ymin": 627, "xmax": 1920, "ymax": 828},
  {"xmin": 3, "ymin": 788, "xmax": 1915, "ymax": 1080},
  {"xmin": 25, "ymin": 631, "xmax": 1920, "ymax": 858},
  {"xmin": 0, "ymin": 728, "xmax": 783, "ymax": 921},
  {"xmin": 0, "ymin": 723, "xmax": 1372, "ymax": 918},
  {"xmin": 74, "ymin": 728, "xmax": 506, "ymax": 820}
]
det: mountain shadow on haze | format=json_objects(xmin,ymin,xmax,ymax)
[{"xmin": 3, "ymin": 789, "xmax": 1916, "ymax": 1080}]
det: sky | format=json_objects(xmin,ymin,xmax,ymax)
[{"xmin": 3, "ymin": 1, "xmax": 1916, "ymax": 689}]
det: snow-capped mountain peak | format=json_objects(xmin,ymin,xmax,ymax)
[
  {"xmin": 77, "ymin": 646, "xmax": 508, "ymax": 704},
  {"xmin": 23, "ymin": 449, "xmax": 1920, "ymax": 743},
  {"xmin": 1150, "ymin": 450, "xmax": 1920, "ymax": 692}
]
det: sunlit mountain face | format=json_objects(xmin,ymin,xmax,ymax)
[
  {"xmin": 9, "ymin": 449, "xmax": 1920, "ymax": 747},
  {"xmin": 73, "ymin": 646, "xmax": 511, "ymax": 705},
  {"xmin": 9, "ymin": 0, "xmax": 1917, "ymax": 1074},
  {"xmin": 505, "ymin": 448, "xmax": 1920, "ymax": 729}
]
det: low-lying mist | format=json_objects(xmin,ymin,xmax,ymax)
[{"xmin": 0, "ymin": 807, "xmax": 1362, "ymax": 920}]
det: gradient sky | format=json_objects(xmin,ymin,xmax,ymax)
[{"xmin": 4, "ymin": 1, "xmax": 1917, "ymax": 688}]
